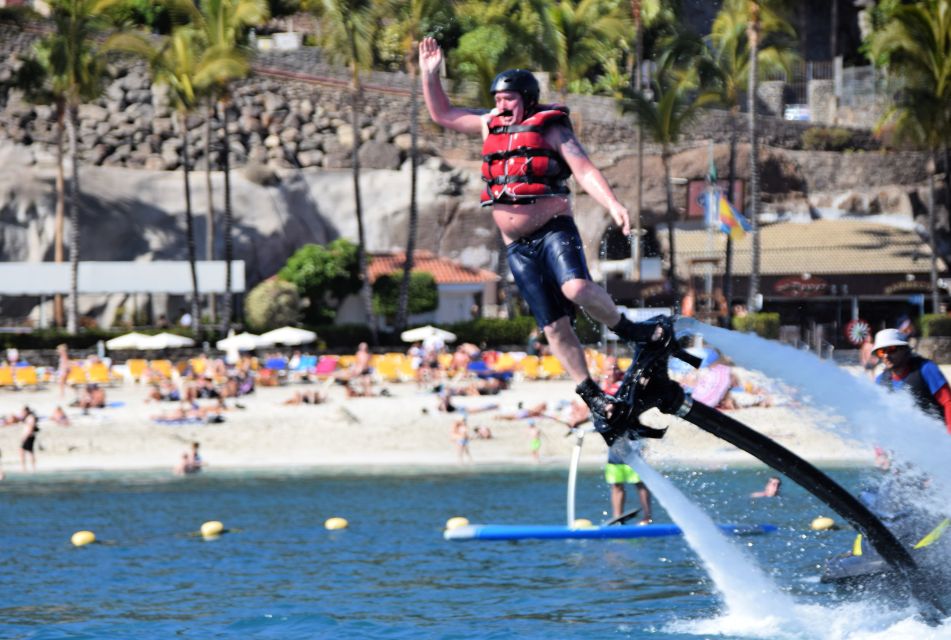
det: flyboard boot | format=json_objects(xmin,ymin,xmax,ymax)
[{"xmin": 578, "ymin": 315, "xmax": 700, "ymax": 445}]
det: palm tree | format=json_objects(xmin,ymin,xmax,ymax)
[
  {"xmin": 190, "ymin": 0, "xmax": 269, "ymax": 335},
  {"xmin": 391, "ymin": 0, "xmax": 446, "ymax": 333},
  {"xmin": 545, "ymin": 0, "xmax": 629, "ymax": 97},
  {"xmin": 628, "ymin": 0, "xmax": 664, "ymax": 281},
  {"xmin": 622, "ymin": 65, "xmax": 711, "ymax": 298},
  {"xmin": 107, "ymin": 27, "xmax": 208, "ymax": 338},
  {"xmin": 44, "ymin": 0, "xmax": 125, "ymax": 333},
  {"xmin": 746, "ymin": 0, "xmax": 761, "ymax": 312},
  {"xmin": 309, "ymin": 0, "xmax": 378, "ymax": 342},
  {"xmin": 451, "ymin": 0, "xmax": 557, "ymax": 105},
  {"xmin": 705, "ymin": 0, "xmax": 796, "ymax": 316},
  {"xmin": 15, "ymin": 53, "xmax": 67, "ymax": 326},
  {"xmin": 867, "ymin": 0, "xmax": 951, "ymax": 312}
]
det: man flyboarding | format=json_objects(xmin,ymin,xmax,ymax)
[{"xmin": 418, "ymin": 37, "xmax": 663, "ymax": 432}]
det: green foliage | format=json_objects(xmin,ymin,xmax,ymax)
[
  {"xmin": 104, "ymin": 0, "xmax": 170, "ymax": 33},
  {"xmin": 731, "ymin": 312, "xmax": 780, "ymax": 339},
  {"xmin": 574, "ymin": 312, "xmax": 602, "ymax": 344},
  {"xmin": 372, "ymin": 270, "xmax": 438, "ymax": 319},
  {"xmin": 244, "ymin": 277, "xmax": 301, "ymax": 331},
  {"xmin": 801, "ymin": 127, "xmax": 856, "ymax": 151},
  {"xmin": 445, "ymin": 317, "xmax": 536, "ymax": 347},
  {"xmin": 278, "ymin": 239, "xmax": 361, "ymax": 324},
  {"xmin": 920, "ymin": 314, "xmax": 951, "ymax": 338}
]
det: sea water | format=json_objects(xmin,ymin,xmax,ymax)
[{"xmin": 2, "ymin": 466, "xmax": 942, "ymax": 639}]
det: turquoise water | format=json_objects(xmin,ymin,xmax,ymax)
[{"xmin": 0, "ymin": 467, "xmax": 932, "ymax": 639}]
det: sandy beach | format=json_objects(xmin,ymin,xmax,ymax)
[{"xmin": 0, "ymin": 369, "xmax": 876, "ymax": 477}]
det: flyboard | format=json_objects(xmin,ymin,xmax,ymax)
[{"xmin": 595, "ymin": 315, "xmax": 946, "ymax": 623}]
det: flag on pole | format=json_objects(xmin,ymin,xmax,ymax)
[{"xmin": 700, "ymin": 190, "xmax": 752, "ymax": 240}]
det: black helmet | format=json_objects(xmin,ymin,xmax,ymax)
[{"xmin": 490, "ymin": 69, "xmax": 540, "ymax": 107}]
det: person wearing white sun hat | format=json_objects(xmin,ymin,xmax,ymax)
[{"xmin": 873, "ymin": 328, "xmax": 951, "ymax": 434}]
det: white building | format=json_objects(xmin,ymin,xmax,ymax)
[{"xmin": 336, "ymin": 251, "xmax": 499, "ymax": 327}]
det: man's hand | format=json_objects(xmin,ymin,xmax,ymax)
[
  {"xmin": 608, "ymin": 201, "xmax": 631, "ymax": 236},
  {"xmin": 419, "ymin": 36, "xmax": 443, "ymax": 77}
]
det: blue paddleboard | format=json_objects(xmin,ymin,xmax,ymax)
[{"xmin": 444, "ymin": 523, "xmax": 777, "ymax": 541}]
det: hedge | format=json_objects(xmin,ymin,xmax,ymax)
[
  {"xmin": 920, "ymin": 314, "xmax": 951, "ymax": 338},
  {"xmin": 732, "ymin": 312, "xmax": 780, "ymax": 339}
]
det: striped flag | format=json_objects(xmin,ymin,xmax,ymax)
[{"xmin": 701, "ymin": 190, "xmax": 752, "ymax": 240}]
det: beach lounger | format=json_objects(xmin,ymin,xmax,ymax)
[{"xmin": 313, "ymin": 355, "xmax": 339, "ymax": 381}]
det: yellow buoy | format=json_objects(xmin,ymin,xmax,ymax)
[
  {"xmin": 811, "ymin": 516, "xmax": 837, "ymax": 531},
  {"xmin": 200, "ymin": 520, "xmax": 225, "ymax": 538},
  {"xmin": 71, "ymin": 530, "xmax": 96, "ymax": 547},
  {"xmin": 445, "ymin": 516, "xmax": 470, "ymax": 530},
  {"xmin": 325, "ymin": 517, "xmax": 349, "ymax": 530},
  {"xmin": 572, "ymin": 518, "xmax": 594, "ymax": 529}
]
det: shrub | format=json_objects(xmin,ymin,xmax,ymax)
[
  {"xmin": 732, "ymin": 312, "xmax": 780, "ymax": 339},
  {"xmin": 446, "ymin": 317, "xmax": 536, "ymax": 347},
  {"xmin": 279, "ymin": 239, "xmax": 360, "ymax": 325},
  {"xmin": 801, "ymin": 127, "xmax": 855, "ymax": 151},
  {"xmin": 372, "ymin": 271, "xmax": 438, "ymax": 320},
  {"xmin": 244, "ymin": 277, "xmax": 301, "ymax": 332},
  {"xmin": 920, "ymin": 314, "xmax": 951, "ymax": 338}
]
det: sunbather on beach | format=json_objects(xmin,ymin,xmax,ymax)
[{"xmin": 283, "ymin": 390, "xmax": 327, "ymax": 405}]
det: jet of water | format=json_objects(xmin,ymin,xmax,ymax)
[
  {"xmin": 616, "ymin": 439, "xmax": 803, "ymax": 635},
  {"xmin": 677, "ymin": 318, "xmax": 951, "ymax": 512}
]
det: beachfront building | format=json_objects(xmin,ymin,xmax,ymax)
[
  {"xmin": 659, "ymin": 220, "xmax": 946, "ymax": 350},
  {"xmin": 335, "ymin": 251, "xmax": 499, "ymax": 328}
]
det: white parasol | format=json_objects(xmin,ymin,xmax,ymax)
[
  {"xmin": 400, "ymin": 325, "xmax": 457, "ymax": 344},
  {"xmin": 105, "ymin": 332, "xmax": 150, "ymax": 350},
  {"xmin": 259, "ymin": 326, "xmax": 317, "ymax": 346},
  {"xmin": 216, "ymin": 331, "xmax": 273, "ymax": 352},
  {"xmin": 137, "ymin": 332, "xmax": 196, "ymax": 350}
]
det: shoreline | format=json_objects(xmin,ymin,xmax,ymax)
[{"xmin": 0, "ymin": 376, "xmax": 875, "ymax": 478}]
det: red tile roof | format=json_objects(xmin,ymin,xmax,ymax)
[{"xmin": 368, "ymin": 251, "xmax": 499, "ymax": 285}]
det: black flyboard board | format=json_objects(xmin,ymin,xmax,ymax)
[{"xmin": 607, "ymin": 315, "xmax": 946, "ymax": 622}]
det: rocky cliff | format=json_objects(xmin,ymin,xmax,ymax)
[{"xmin": 0, "ymin": 22, "xmax": 942, "ymax": 327}]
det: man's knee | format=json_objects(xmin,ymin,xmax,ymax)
[
  {"xmin": 543, "ymin": 317, "xmax": 572, "ymax": 341},
  {"xmin": 560, "ymin": 278, "xmax": 591, "ymax": 302}
]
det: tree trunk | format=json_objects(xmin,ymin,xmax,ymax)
[
  {"xmin": 395, "ymin": 59, "xmax": 419, "ymax": 332},
  {"xmin": 66, "ymin": 103, "xmax": 80, "ymax": 334},
  {"xmin": 180, "ymin": 113, "xmax": 201, "ymax": 339},
  {"xmin": 725, "ymin": 108, "xmax": 739, "ymax": 326},
  {"xmin": 221, "ymin": 99, "xmax": 233, "ymax": 335},
  {"xmin": 929, "ymin": 152, "xmax": 940, "ymax": 313},
  {"xmin": 631, "ymin": 0, "xmax": 643, "ymax": 282},
  {"xmin": 53, "ymin": 100, "xmax": 66, "ymax": 327},
  {"xmin": 204, "ymin": 100, "xmax": 216, "ymax": 324},
  {"xmin": 747, "ymin": 2, "xmax": 761, "ymax": 312},
  {"xmin": 663, "ymin": 150, "xmax": 678, "ymax": 297},
  {"xmin": 352, "ymin": 84, "xmax": 376, "ymax": 344}
]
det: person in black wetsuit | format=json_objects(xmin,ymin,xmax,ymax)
[{"xmin": 419, "ymin": 36, "xmax": 664, "ymax": 430}]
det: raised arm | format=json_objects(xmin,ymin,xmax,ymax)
[
  {"xmin": 419, "ymin": 37, "xmax": 485, "ymax": 136},
  {"xmin": 547, "ymin": 125, "xmax": 631, "ymax": 235}
]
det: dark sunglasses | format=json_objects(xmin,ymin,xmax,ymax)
[{"xmin": 875, "ymin": 346, "xmax": 901, "ymax": 356}]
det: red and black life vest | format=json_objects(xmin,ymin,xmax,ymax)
[{"xmin": 480, "ymin": 106, "xmax": 573, "ymax": 206}]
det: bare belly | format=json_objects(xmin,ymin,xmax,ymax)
[{"xmin": 492, "ymin": 197, "xmax": 572, "ymax": 244}]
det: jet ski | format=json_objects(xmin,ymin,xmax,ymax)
[{"xmin": 821, "ymin": 473, "xmax": 950, "ymax": 598}]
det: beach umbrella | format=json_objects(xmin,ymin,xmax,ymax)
[
  {"xmin": 259, "ymin": 326, "xmax": 317, "ymax": 346},
  {"xmin": 138, "ymin": 332, "xmax": 196, "ymax": 350},
  {"xmin": 400, "ymin": 325, "xmax": 457, "ymax": 344},
  {"xmin": 105, "ymin": 331, "xmax": 149, "ymax": 350},
  {"xmin": 216, "ymin": 331, "xmax": 273, "ymax": 352}
]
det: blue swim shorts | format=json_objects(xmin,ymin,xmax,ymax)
[{"xmin": 506, "ymin": 216, "xmax": 592, "ymax": 329}]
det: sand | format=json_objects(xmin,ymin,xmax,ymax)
[{"xmin": 0, "ymin": 370, "xmax": 875, "ymax": 477}]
